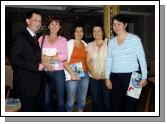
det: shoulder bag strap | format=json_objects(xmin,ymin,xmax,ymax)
[{"xmin": 41, "ymin": 34, "xmax": 45, "ymax": 53}]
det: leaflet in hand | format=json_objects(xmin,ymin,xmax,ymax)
[
  {"xmin": 42, "ymin": 48, "xmax": 58, "ymax": 56},
  {"xmin": 49, "ymin": 60, "xmax": 59, "ymax": 70},
  {"xmin": 64, "ymin": 62, "xmax": 85, "ymax": 81},
  {"xmin": 126, "ymin": 72, "xmax": 142, "ymax": 99},
  {"xmin": 42, "ymin": 48, "xmax": 59, "ymax": 70}
]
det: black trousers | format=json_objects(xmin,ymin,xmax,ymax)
[
  {"xmin": 110, "ymin": 72, "xmax": 139, "ymax": 112},
  {"xmin": 89, "ymin": 78, "xmax": 112, "ymax": 112},
  {"xmin": 20, "ymin": 95, "xmax": 41, "ymax": 112}
]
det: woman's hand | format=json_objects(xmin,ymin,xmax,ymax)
[
  {"xmin": 71, "ymin": 72, "xmax": 79, "ymax": 80},
  {"xmin": 139, "ymin": 79, "xmax": 148, "ymax": 87},
  {"xmin": 51, "ymin": 54, "xmax": 59, "ymax": 61},
  {"xmin": 100, "ymin": 72, "xmax": 106, "ymax": 79},
  {"xmin": 91, "ymin": 72, "xmax": 100, "ymax": 80},
  {"xmin": 42, "ymin": 61, "xmax": 54, "ymax": 71},
  {"xmin": 105, "ymin": 79, "xmax": 112, "ymax": 90},
  {"xmin": 42, "ymin": 54, "xmax": 51, "ymax": 62}
]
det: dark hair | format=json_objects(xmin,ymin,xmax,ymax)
[
  {"xmin": 70, "ymin": 24, "xmax": 85, "ymax": 40},
  {"xmin": 112, "ymin": 14, "xmax": 128, "ymax": 25},
  {"xmin": 111, "ymin": 14, "xmax": 129, "ymax": 35},
  {"xmin": 46, "ymin": 16, "xmax": 63, "ymax": 36},
  {"xmin": 26, "ymin": 10, "xmax": 42, "ymax": 19},
  {"xmin": 92, "ymin": 23, "xmax": 106, "ymax": 40}
]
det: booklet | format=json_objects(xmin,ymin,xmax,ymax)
[
  {"xmin": 42, "ymin": 48, "xmax": 58, "ymax": 56},
  {"xmin": 64, "ymin": 62, "xmax": 85, "ymax": 81},
  {"xmin": 126, "ymin": 72, "xmax": 142, "ymax": 99},
  {"xmin": 42, "ymin": 48, "xmax": 59, "ymax": 70}
]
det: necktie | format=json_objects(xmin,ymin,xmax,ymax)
[
  {"xmin": 33, "ymin": 35, "xmax": 41, "ymax": 62},
  {"xmin": 33, "ymin": 35, "xmax": 37, "ymax": 42},
  {"xmin": 33, "ymin": 35, "xmax": 40, "ymax": 46}
]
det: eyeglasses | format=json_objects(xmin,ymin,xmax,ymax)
[{"xmin": 31, "ymin": 19, "xmax": 42, "ymax": 23}]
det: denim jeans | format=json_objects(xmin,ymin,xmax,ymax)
[
  {"xmin": 65, "ymin": 71, "xmax": 89, "ymax": 112},
  {"xmin": 44, "ymin": 70, "xmax": 65, "ymax": 112},
  {"xmin": 89, "ymin": 77, "xmax": 112, "ymax": 112}
]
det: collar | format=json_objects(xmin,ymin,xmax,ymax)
[
  {"xmin": 26, "ymin": 27, "xmax": 36, "ymax": 37},
  {"xmin": 94, "ymin": 38, "xmax": 108, "ymax": 47}
]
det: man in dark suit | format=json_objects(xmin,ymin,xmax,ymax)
[{"xmin": 10, "ymin": 10, "xmax": 44, "ymax": 112}]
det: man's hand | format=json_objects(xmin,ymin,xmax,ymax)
[{"xmin": 38, "ymin": 63, "xmax": 44, "ymax": 71}]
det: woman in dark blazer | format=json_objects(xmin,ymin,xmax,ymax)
[{"xmin": 10, "ymin": 10, "xmax": 44, "ymax": 112}]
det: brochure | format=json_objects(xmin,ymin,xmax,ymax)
[
  {"xmin": 42, "ymin": 48, "xmax": 58, "ymax": 56},
  {"xmin": 64, "ymin": 62, "xmax": 85, "ymax": 81},
  {"xmin": 126, "ymin": 72, "xmax": 142, "ymax": 99},
  {"xmin": 42, "ymin": 48, "xmax": 59, "ymax": 70}
]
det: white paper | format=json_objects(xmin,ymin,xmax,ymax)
[
  {"xmin": 42, "ymin": 48, "xmax": 59, "ymax": 70},
  {"xmin": 49, "ymin": 60, "xmax": 59, "ymax": 70},
  {"xmin": 126, "ymin": 72, "xmax": 142, "ymax": 99},
  {"xmin": 42, "ymin": 48, "xmax": 58, "ymax": 56}
]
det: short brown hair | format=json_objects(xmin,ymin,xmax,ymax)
[
  {"xmin": 26, "ymin": 10, "xmax": 42, "ymax": 19},
  {"xmin": 46, "ymin": 16, "xmax": 63, "ymax": 36}
]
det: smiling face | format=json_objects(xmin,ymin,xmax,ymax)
[
  {"xmin": 112, "ymin": 19, "xmax": 127, "ymax": 35},
  {"xmin": 74, "ymin": 27, "xmax": 84, "ymax": 40},
  {"xmin": 48, "ymin": 20, "xmax": 61, "ymax": 35},
  {"xmin": 26, "ymin": 13, "xmax": 42, "ymax": 33},
  {"xmin": 93, "ymin": 26, "xmax": 103, "ymax": 41}
]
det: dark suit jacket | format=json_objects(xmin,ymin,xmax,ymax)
[{"xmin": 10, "ymin": 29, "xmax": 43, "ymax": 96}]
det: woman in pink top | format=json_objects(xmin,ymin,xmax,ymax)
[{"xmin": 38, "ymin": 16, "xmax": 67, "ymax": 112}]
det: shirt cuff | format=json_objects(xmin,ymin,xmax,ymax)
[{"xmin": 105, "ymin": 74, "xmax": 110, "ymax": 79}]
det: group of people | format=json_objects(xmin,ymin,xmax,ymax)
[{"xmin": 9, "ymin": 10, "xmax": 148, "ymax": 112}]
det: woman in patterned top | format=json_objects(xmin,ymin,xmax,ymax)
[{"xmin": 86, "ymin": 24, "xmax": 111, "ymax": 112}]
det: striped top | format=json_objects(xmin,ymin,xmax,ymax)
[{"xmin": 105, "ymin": 33, "xmax": 147, "ymax": 80}]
